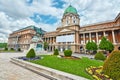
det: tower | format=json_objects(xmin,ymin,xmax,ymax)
[{"xmin": 61, "ymin": 5, "xmax": 80, "ymax": 27}]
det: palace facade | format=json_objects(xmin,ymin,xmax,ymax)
[
  {"xmin": 8, "ymin": 25, "xmax": 45, "ymax": 50},
  {"xmin": 43, "ymin": 5, "xmax": 120, "ymax": 53}
]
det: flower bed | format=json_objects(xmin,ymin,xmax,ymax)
[
  {"xmin": 86, "ymin": 66, "xmax": 112, "ymax": 80},
  {"xmin": 57, "ymin": 55, "xmax": 80, "ymax": 60},
  {"xmin": 18, "ymin": 56, "xmax": 41, "ymax": 61}
]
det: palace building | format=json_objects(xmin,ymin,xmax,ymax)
[
  {"xmin": 43, "ymin": 5, "xmax": 120, "ymax": 53},
  {"xmin": 8, "ymin": 5, "xmax": 120, "ymax": 53},
  {"xmin": 8, "ymin": 25, "xmax": 45, "ymax": 50}
]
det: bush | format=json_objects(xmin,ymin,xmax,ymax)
[
  {"xmin": 64, "ymin": 50, "xmax": 72, "ymax": 57},
  {"xmin": 94, "ymin": 52, "xmax": 106, "ymax": 61},
  {"xmin": 4, "ymin": 47, "xmax": 8, "ymax": 51},
  {"xmin": 26, "ymin": 48, "xmax": 36, "ymax": 58},
  {"xmin": 17, "ymin": 48, "xmax": 21, "ymax": 51},
  {"xmin": 103, "ymin": 51, "xmax": 120, "ymax": 80},
  {"xmin": 10, "ymin": 48, "xmax": 14, "ymax": 51},
  {"xmin": 53, "ymin": 49, "xmax": 59, "ymax": 55}
]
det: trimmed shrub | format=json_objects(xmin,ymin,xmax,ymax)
[
  {"xmin": 17, "ymin": 48, "xmax": 21, "ymax": 51},
  {"xmin": 103, "ymin": 51, "xmax": 120, "ymax": 80},
  {"xmin": 10, "ymin": 48, "xmax": 14, "ymax": 51},
  {"xmin": 53, "ymin": 49, "xmax": 59, "ymax": 55},
  {"xmin": 4, "ymin": 47, "xmax": 8, "ymax": 51},
  {"xmin": 64, "ymin": 50, "xmax": 72, "ymax": 57},
  {"xmin": 94, "ymin": 51, "xmax": 106, "ymax": 61},
  {"xmin": 26, "ymin": 48, "xmax": 36, "ymax": 58}
]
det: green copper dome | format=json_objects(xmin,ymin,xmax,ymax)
[{"xmin": 64, "ymin": 5, "xmax": 77, "ymax": 15}]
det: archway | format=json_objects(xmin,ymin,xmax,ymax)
[{"xmin": 118, "ymin": 46, "xmax": 120, "ymax": 50}]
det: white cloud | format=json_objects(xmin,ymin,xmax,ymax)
[{"xmin": 0, "ymin": 0, "xmax": 120, "ymax": 42}]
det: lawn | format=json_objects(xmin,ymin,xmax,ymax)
[
  {"xmin": 0, "ymin": 50, "xmax": 17, "ymax": 53},
  {"xmin": 30, "ymin": 55, "xmax": 104, "ymax": 79}
]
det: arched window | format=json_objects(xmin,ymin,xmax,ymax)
[{"xmin": 73, "ymin": 20, "xmax": 76, "ymax": 23}]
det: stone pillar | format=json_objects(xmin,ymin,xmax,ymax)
[
  {"xmin": 53, "ymin": 37, "xmax": 55, "ymax": 44},
  {"xmin": 50, "ymin": 37, "xmax": 52, "ymax": 44},
  {"xmin": 83, "ymin": 33, "xmax": 85, "ymax": 45},
  {"xmin": 103, "ymin": 31, "xmax": 106, "ymax": 37},
  {"xmin": 96, "ymin": 32, "xmax": 98, "ymax": 44},
  {"xmin": 112, "ymin": 30, "xmax": 116, "ymax": 44},
  {"xmin": 89, "ymin": 33, "xmax": 91, "ymax": 41}
]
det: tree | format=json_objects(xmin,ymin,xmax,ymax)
[
  {"xmin": 91, "ymin": 41, "xmax": 98, "ymax": 51},
  {"xmin": 99, "ymin": 37, "xmax": 108, "ymax": 50},
  {"xmin": 86, "ymin": 41, "xmax": 98, "ymax": 54},
  {"xmin": 86, "ymin": 41, "xmax": 91, "ymax": 51},
  {"xmin": 99, "ymin": 37, "xmax": 114, "ymax": 52},
  {"xmin": 43, "ymin": 42, "xmax": 48, "ymax": 50},
  {"xmin": 106, "ymin": 41, "xmax": 114, "ymax": 52},
  {"xmin": 0, "ymin": 43, "xmax": 7, "ymax": 48}
]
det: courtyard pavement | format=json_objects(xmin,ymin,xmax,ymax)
[
  {"xmin": 0, "ymin": 52, "xmax": 93, "ymax": 80},
  {"xmin": 0, "ymin": 52, "xmax": 49, "ymax": 80}
]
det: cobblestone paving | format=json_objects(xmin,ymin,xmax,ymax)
[{"xmin": 0, "ymin": 53, "xmax": 49, "ymax": 80}]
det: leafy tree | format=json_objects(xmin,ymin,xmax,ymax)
[
  {"xmin": 99, "ymin": 37, "xmax": 114, "ymax": 52},
  {"xmin": 43, "ymin": 42, "xmax": 48, "ymax": 50},
  {"xmin": 99, "ymin": 37, "xmax": 108, "ymax": 50},
  {"xmin": 86, "ymin": 41, "xmax": 98, "ymax": 54},
  {"xmin": 86, "ymin": 41, "xmax": 91, "ymax": 50},
  {"xmin": 91, "ymin": 41, "xmax": 98, "ymax": 51},
  {"xmin": 0, "ymin": 43, "xmax": 7, "ymax": 48},
  {"xmin": 106, "ymin": 41, "xmax": 114, "ymax": 52}
]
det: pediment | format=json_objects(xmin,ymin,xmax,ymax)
[{"xmin": 59, "ymin": 29, "xmax": 71, "ymax": 32}]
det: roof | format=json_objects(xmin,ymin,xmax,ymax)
[
  {"xmin": 31, "ymin": 36, "xmax": 43, "ymax": 43},
  {"xmin": 64, "ymin": 5, "xmax": 77, "ymax": 15},
  {"xmin": 115, "ymin": 12, "xmax": 120, "ymax": 21},
  {"xmin": 14, "ymin": 25, "xmax": 46, "ymax": 34}
]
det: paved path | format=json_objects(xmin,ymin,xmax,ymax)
[
  {"xmin": 0, "ymin": 53, "xmax": 49, "ymax": 80},
  {"xmin": 0, "ymin": 52, "xmax": 93, "ymax": 80}
]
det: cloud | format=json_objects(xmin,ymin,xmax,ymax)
[{"xmin": 0, "ymin": 0, "xmax": 120, "ymax": 42}]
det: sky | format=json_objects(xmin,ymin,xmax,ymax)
[{"xmin": 0, "ymin": 0, "xmax": 120, "ymax": 42}]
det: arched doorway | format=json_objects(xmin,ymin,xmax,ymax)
[
  {"xmin": 80, "ymin": 46, "xmax": 84, "ymax": 54},
  {"xmin": 118, "ymin": 46, "xmax": 120, "ymax": 50}
]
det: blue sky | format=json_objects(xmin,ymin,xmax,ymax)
[{"xmin": 0, "ymin": 0, "xmax": 120, "ymax": 42}]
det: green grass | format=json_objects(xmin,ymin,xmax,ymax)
[
  {"xmin": 30, "ymin": 55, "xmax": 104, "ymax": 79},
  {"xmin": 0, "ymin": 50, "xmax": 16, "ymax": 52}
]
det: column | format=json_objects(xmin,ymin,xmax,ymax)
[
  {"xmin": 112, "ymin": 30, "xmax": 116, "ymax": 44},
  {"xmin": 53, "ymin": 37, "xmax": 55, "ymax": 44},
  {"xmin": 103, "ymin": 31, "xmax": 106, "ymax": 37},
  {"xmin": 96, "ymin": 32, "xmax": 98, "ymax": 44},
  {"xmin": 49, "ymin": 38, "xmax": 50, "ymax": 43},
  {"xmin": 89, "ymin": 33, "xmax": 91, "ymax": 41},
  {"xmin": 83, "ymin": 33, "xmax": 85, "ymax": 45},
  {"xmin": 45, "ymin": 38, "xmax": 47, "ymax": 42},
  {"xmin": 50, "ymin": 37, "xmax": 52, "ymax": 44}
]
